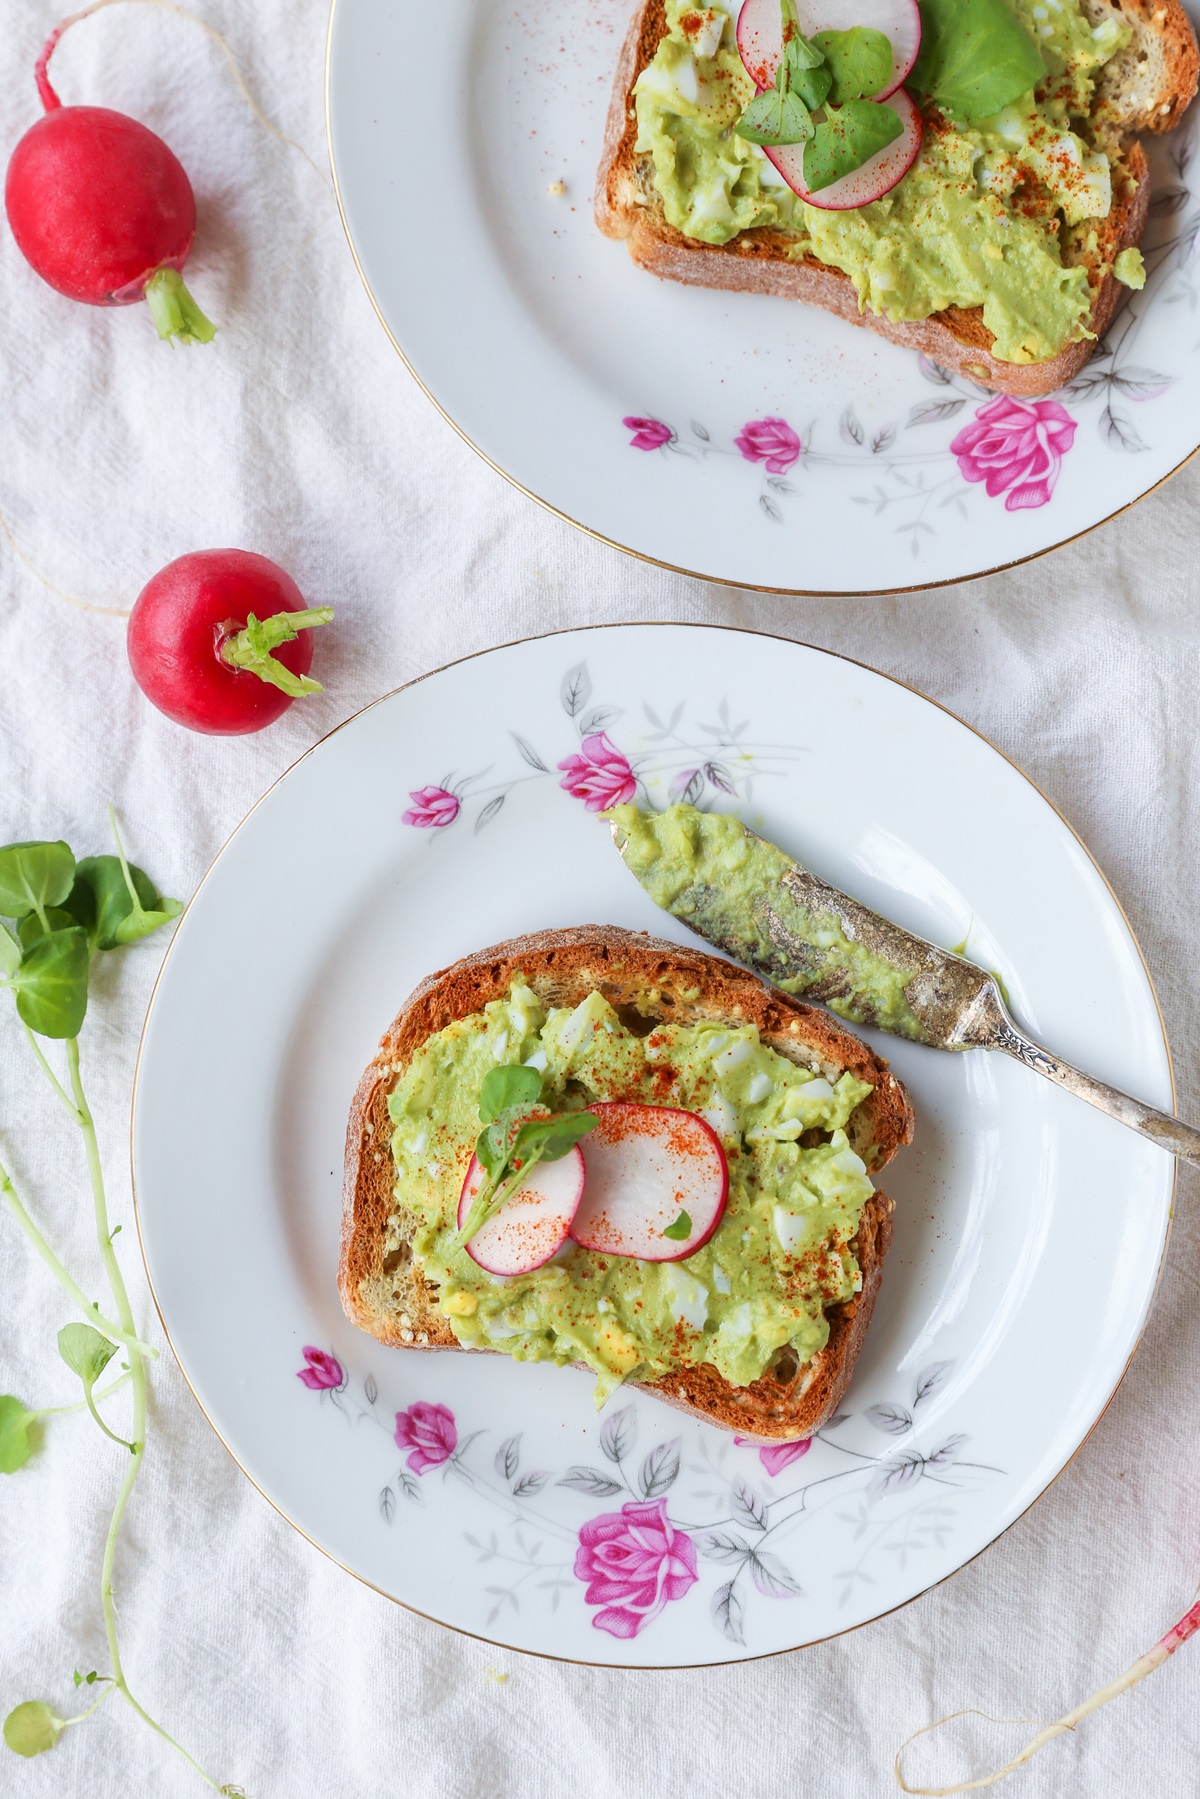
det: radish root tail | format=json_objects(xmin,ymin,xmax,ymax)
[
  {"xmin": 0, "ymin": 509, "xmax": 131, "ymax": 618},
  {"xmin": 894, "ymin": 1597, "xmax": 1200, "ymax": 1794},
  {"xmin": 34, "ymin": 0, "xmax": 329, "ymax": 188}
]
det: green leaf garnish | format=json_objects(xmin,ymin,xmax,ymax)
[
  {"xmin": 804, "ymin": 99, "xmax": 903, "ymax": 192},
  {"xmin": 57, "ymin": 1323, "xmax": 135, "ymax": 1453},
  {"xmin": 453, "ymin": 1070, "xmax": 599, "ymax": 1253},
  {"xmin": 0, "ymin": 842, "xmax": 76, "ymax": 922},
  {"xmin": 813, "ymin": 26, "xmax": 892, "ymax": 103},
  {"xmin": 16, "ymin": 908, "xmax": 77, "ymax": 951},
  {"xmin": 663, "ymin": 1211, "xmax": 692, "ymax": 1241},
  {"xmin": 735, "ymin": 0, "xmax": 901, "ymax": 187},
  {"xmin": 7, "ymin": 928, "xmax": 89, "ymax": 1038},
  {"xmin": 0, "ymin": 1394, "xmax": 38, "ymax": 1473},
  {"xmin": 479, "ymin": 1064, "xmax": 543, "ymax": 1124},
  {"xmin": 3, "ymin": 1700, "xmax": 63, "ymax": 1757},
  {"xmin": 910, "ymin": 0, "xmax": 1044, "ymax": 125},
  {"xmin": 735, "ymin": 80, "xmax": 814, "ymax": 147}
]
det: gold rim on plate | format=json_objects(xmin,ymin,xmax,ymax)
[{"xmin": 129, "ymin": 620, "xmax": 1178, "ymax": 1667}]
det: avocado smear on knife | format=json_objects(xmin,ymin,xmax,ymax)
[
  {"xmin": 634, "ymin": 0, "xmax": 1132, "ymax": 365},
  {"xmin": 610, "ymin": 802, "xmax": 926, "ymax": 1040},
  {"xmin": 388, "ymin": 982, "xmax": 875, "ymax": 1403}
]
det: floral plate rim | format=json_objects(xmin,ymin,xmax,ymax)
[{"xmin": 131, "ymin": 620, "xmax": 1176, "ymax": 1664}]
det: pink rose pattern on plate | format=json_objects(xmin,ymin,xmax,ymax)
[
  {"xmin": 298, "ymin": 1357, "xmax": 1001, "ymax": 1644},
  {"xmin": 735, "ymin": 1434, "xmax": 812, "ymax": 1477},
  {"xmin": 950, "ymin": 396, "xmax": 1078, "ymax": 511},
  {"xmin": 734, "ymin": 417, "xmax": 802, "ymax": 475},
  {"xmin": 296, "ymin": 1346, "xmax": 345, "ymax": 1392},
  {"xmin": 574, "ymin": 1498, "xmax": 698, "ymax": 1639},
  {"xmin": 400, "ymin": 660, "xmax": 812, "ymax": 836},
  {"xmin": 557, "ymin": 731, "xmax": 637, "ymax": 811},
  {"xmin": 402, "ymin": 786, "xmax": 460, "ymax": 829},
  {"xmin": 395, "ymin": 1400, "xmax": 458, "ymax": 1474}
]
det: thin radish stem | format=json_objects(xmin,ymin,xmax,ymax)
[
  {"xmin": 0, "ymin": 508, "xmax": 131, "ymax": 618},
  {"xmin": 0, "ymin": 1151, "xmax": 155, "ymax": 1358},
  {"xmin": 35, "ymin": 0, "xmax": 330, "ymax": 187},
  {"xmin": 894, "ymin": 1596, "xmax": 1200, "ymax": 1794},
  {"xmin": 66, "ymin": 1036, "xmax": 227, "ymax": 1792}
]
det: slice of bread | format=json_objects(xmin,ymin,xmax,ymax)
[
  {"xmin": 341, "ymin": 926, "xmax": 914, "ymax": 1441},
  {"xmin": 596, "ymin": 0, "xmax": 1198, "ymax": 397}
]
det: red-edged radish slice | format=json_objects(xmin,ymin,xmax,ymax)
[
  {"xmin": 457, "ymin": 1148, "xmax": 586, "ymax": 1277},
  {"xmin": 765, "ymin": 85, "xmax": 922, "ymax": 209},
  {"xmin": 571, "ymin": 1103, "xmax": 729, "ymax": 1262},
  {"xmin": 737, "ymin": 0, "xmax": 921, "ymax": 100}
]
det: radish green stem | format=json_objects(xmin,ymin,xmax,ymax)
[
  {"xmin": 0, "ymin": 1153, "xmax": 155, "ymax": 1358},
  {"xmin": 894, "ymin": 1596, "xmax": 1200, "ymax": 1794},
  {"xmin": 221, "ymin": 607, "xmax": 334, "ymax": 697},
  {"xmin": 143, "ymin": 268, "xmax": 216, "ymax": 347}
]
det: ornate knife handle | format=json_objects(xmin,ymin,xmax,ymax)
[{"xmin": 986, "ymin": 1002, "xmax": 1200, "ymax": 1167}]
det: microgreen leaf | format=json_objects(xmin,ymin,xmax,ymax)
[
  {"xmin": 58, "ymin": 1322, "xmax": 117, "ymax": 1386},
  {"xmin": 0, "ymin": 924, "xmax": 19, "ymax": 978},
  {"xmin": 663, "ymin": 1210, "xmax": 692, "ymax": 1242},
  {"xmin": 16, "ymin": 908, "xmax": 77, "ymax": 951},
  {"xmin": 58, "ymin": 1324, "xmax": 134, "ymax": 1452},
  {"xmin": 735, "ymin": 83, "xmax": 814, "ymax": 147},
  {"xmin": 0, "ymin": 842, "xmax": 76, "ymax": 922},
  {"xmin": 0, "ymin": 1394, "xmax": 38, "ymax": 1473},
  {"xmin": 8, "ymin": 928, "xmax": 89, "ymax": 1038},
  {"xmin": 780, "ymin": 0, "xmax": 823, "ymax": 73},
  {"xmin": 65, "ymin": 857, "xmax": 177, "ymax": 952},
  {"xmin": 804, "ymin": 99, "xmax": 903, "ymax": 192},
  {"xmin": 479, "ymin": 1064, "xmax": 543, "ymax": 1124},
  {"xmin": 813, "ymin": 27, "xmax": 892, "ymax": 103},
  {"xmin": 3, "ymin": 1701, "xmax": 62, "ymax": 1757},
  {"xmin": 910, "ymin": 0, "xmax": 1044, "ymax": 125},
  {"xmin": 511, "ymin": 1111, "xmax": 597, "ymax": 1166}
]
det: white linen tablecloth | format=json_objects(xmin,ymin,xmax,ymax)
[{"xmin": 1, "ymin": 3, "xmax": 1197, "ymax": 1795}]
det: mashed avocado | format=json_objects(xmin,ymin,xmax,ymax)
[
  {"xmin": 611, "ymin": 802, "xmax": 925, "ymax": 1039},
  {"xmin": 387, "ymin": 981, "xmax": 875, "ymax": 1402},
  {"xmin": 634, "ymin": 0, "xmax": 1132, "ymax": 364}
]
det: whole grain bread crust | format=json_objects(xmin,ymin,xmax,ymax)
[
  {"xmin": 340, "ymin": 926, "xmax": 914, "ymax": 1440},
  {"xmin": 595, "ymin": 0, "xmax": 1192, "ymax": 397}
]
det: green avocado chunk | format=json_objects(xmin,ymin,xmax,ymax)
[
  {"xmin": 632, "ymin": 0, "xmax": 1132, "ymax": 365},
  {"xmin": 387, "ymin": 980, "xmax": 874, "ymax": 1405}
]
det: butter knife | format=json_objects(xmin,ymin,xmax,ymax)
[{"xmin": 612, "ymin": 822, "xmax": 1200, "ymax": 1167}]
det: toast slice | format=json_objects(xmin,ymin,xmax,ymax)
[
  {"xmin": 596, "ymin": 0, "xmax": 1197, "ymax": 398},
  {"xmin": 341, "ymin": 926, "xmax": 915, "ymax": 1440}
]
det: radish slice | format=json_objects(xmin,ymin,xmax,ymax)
[
  {"xmin": 737, "ymin": 0, "xmax": 921, "ymax": 100},
  {"xmin": 457, "ymin": 1148, "xmax": 585, "ymax": 1277},
  {"xmin": 571, "ymin": 1103, "xmax": 729, "ymax": 1262},
  {"xmin": 764, "ymin": 85, "xmax": 922, "ymax": 210}
]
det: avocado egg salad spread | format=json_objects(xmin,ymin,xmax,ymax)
[
  {"xmin": 635, "ymin": 0, "xmax": 1138, "ymax": 364},
  {"xmin": 387, "ymin": 983, "xmax": 875, "ymax": 1402}
]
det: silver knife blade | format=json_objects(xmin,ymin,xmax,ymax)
[{"xmin": 611, "ymin": 817, "xmax": 1200, "ymax": 1166}]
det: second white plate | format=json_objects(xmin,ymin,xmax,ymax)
[{"xmin": 327, "ymin": 0, "xmax": 1200, "ymax": 592}]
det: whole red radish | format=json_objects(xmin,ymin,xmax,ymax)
[
  {"xmin": 127, "ymin": 550, "xmax": 334, "ymax": 735},
  {"xmin": 5, "ymin": 18, "xmax": 215, "ymax": 343}
]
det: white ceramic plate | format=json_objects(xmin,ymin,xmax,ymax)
[
  {"xmin": 325, "ymin": 0, "xmax": 1200, "ymax": 594},
  {"xmin": 133, "ymin": 624, "xmax": 1173, "ymax": 1665}
]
